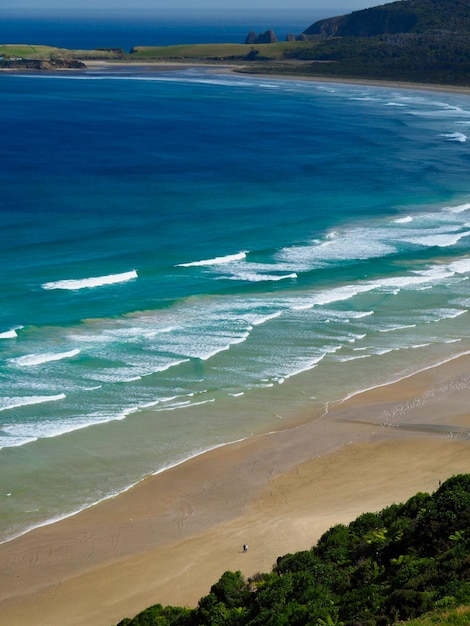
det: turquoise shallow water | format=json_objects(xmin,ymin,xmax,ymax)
[{"xmin": 1, "ymin": 65, "xmax": 470, "ymax": 542}]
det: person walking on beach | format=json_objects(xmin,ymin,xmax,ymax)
[{"xmin": 243, "ymin": 544, "xmax": 248, "ymax": 552}]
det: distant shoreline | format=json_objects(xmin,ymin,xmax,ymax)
[{"xmin": 77, "ymin": 59, "xmax": 470, "ymax": 95}]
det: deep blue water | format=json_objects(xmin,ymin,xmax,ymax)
[
  {"xmin": 0, "ymin": 10, "xmax": 325, "ymax": 51},
  {"xmin": 1, "ymin": 38, "xmax": 470, "ymax": 541}
]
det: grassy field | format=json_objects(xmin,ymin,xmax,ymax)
[
  {"xmin": 0, "ymin": 41, "xmax": 316, "ymax": 63},
  {"xmin": 0, "ymin": 44, "xmax": 128, "ymax": 61},
  {"xmin": 0, "ymin": 44, "xmax": 66, "ymax": 59},
  {"xmin": 129, "ymin": 41, "xmax": 314, "ymax": 60},
  {"xmin": 403, "ymin": 606, "xmax": 470, "ymax": 625}
]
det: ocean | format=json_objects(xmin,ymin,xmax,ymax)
[
  {"xmin": 0, "ymin": 10, "xmax": 323, "ymax": 52},
  {"xmin": 1, "ymin": 15, "xmax": 470, "ymax": 543}
]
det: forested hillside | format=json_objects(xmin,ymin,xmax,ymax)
[
  {"xmin": 304, "ymin": 0, "xmax": 470, "ymax": 38},
  {"xmin": 277, "ymin": 0, "xmax": 470, "ymax": 84},
  {"xmin": 117, "ymin": 474, "xmax": 470, "ymax": 626}
]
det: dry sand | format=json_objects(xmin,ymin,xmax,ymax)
[{"xmin": 1, "ymin": 352, "xmax": 469, "ymax": 626}]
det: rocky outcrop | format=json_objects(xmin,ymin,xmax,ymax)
[
  {"xmin": 0, "ymin": 58, "xmax": 86, "ymax": 70},
  {"xmin": 244, "ymin": 29, "xmax": 278, "ymax": 44}
]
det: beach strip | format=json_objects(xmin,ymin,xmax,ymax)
[{"xmin": 0, "ymin": 351, "xmax": 469, "ymax": 626}]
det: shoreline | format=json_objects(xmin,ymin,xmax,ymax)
[
  {"xmin": 80, "ymin": 59, "xmax": 470, "ymax": 95},
  {"xmin": 4, "ymin": 58, "xmax": 470, "ymax": 96},
  {"xmin": 1, "ymin": 61, "xmax": 470, "ymax": 625},
  {"xmin": 3, "ymin": 345, "xmax": 469, "ymax": 549},
  {"xmin": 1, "ymin": 350, "xmax": 469, "ymax": 626}
]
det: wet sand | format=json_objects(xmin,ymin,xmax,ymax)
[
  {"xmin": 1, "ymin": 352, "xmax": 469, "ymax": 626},
  {"xmin": 81, "ymin": 59, "xmax": 470, "ymax": 95}
]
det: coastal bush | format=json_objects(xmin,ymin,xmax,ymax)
[{"xmin": 115, "ymin": 474, "xmax": 470, "ymax": 626}]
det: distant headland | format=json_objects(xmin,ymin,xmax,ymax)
[{"xmin": 2, "ymin": 0, "xmax": 470, "ymax": 86}]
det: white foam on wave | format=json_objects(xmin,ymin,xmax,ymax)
[
  {"xmin": 379, "ymin": 324, "xmax": 417, "ymax": 333},
  {"xmin": 444, "ymin": 203, "xmax": 470, "ymax": 214},
  {"xmin": 177, "ymin": 251, "xmax": 247, "ymax": 267},
  {"xmin": 314, "ymin": 283, "xmax": 376, "ymax": 306},
  {"xmin": 402, "ymin": 230, "xmax": 470, "ymax": 247},
  {"xmin": 290, "ymin": 262, "xmax": 457, "ymax": 313},
  {"xmin": 223, "ymin": 271, "xmax": 297, "ymax": 282},
  {"xmin": 441, "ymin": 132, "xmax": 467, "ymax": 142},
  {"xmin": 337, "ymin": 353, "xmax": 372, "ymax": 362},
  {"xmin": 393, "ymin": 216, "xmax": 413, "ymax": 224},
  {"xmin": 0, "ymin": 329, "xmax": 18, "ymax": 339},
  {"xmin": 157, "ymin": 397, "xmax": 216, "ymax": 411},
  {"xmin": 447, "ymin": 257, "xmax": 470, "ymax": 274},
  {"xmin": 0, "ymin": 394, "xmax": 66, "ymax": 413},
  {"xmin": 82, "ymin": 357, "xmax": 190, "ymax": 383},
  {"xmin": 350, "ymin": 310, "xmax": 374, "ymax": 319},
  {"xmin": 8, "ymin": 349, "xmax": 80, "ymax": 367},
  {"xmin": 196, "ymin": 333, "xmax": 250, "ymax": 361},
  {"xmin": 415, "ymin": 307, "xmax": 467, "ymax": 325},
  {"xmin": 0, "ymin": 325, "xmax": 23, "ymax": 339},
  {"xmin": 277, "ymin": 228, "xmax": 396, "ymax": 270},
  {"xmin": 250, "ymin": 311, "xmax": 283, "ymax": 326},
  {"xmin": 42, "ymin": 270, "xmax": 138, "ymax": 290},
  {"xmin": 377, "ymin": 267, "xmax": 453, "ymax": 290},
  {"xmin": 438, "ymin": 308, "xmax": 467, "ymax": 320},
  {"xmin": 0, "ymin": 405, "xmax": 137, "ymax": 450}
]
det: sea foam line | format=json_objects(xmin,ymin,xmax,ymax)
[
  {"xmin": 177, "ymin": 251, "xmax": 247, "ymax": 267},
  {"xmin": 0, "ymin": 329, "xmax": 18, "ymax": 339},
  {"xmin": 8, "ymin": 349, "xmax": 80, "ymax": 367},
  {"xmin": 42, "ymin": 270, "xmax": 138, "ymax": 290},
  {"xmin": 223, "ymin": 271, "xmax": 297, "ymax": 282},
  {"xmin": 0, "ymin": 325, "xmax": 23, "ymax": 339},
  {"xmin": 335, "ymin": 349, "xmax": 470, "ymax": 407},
  {"xmin": 0, "ymin": 394, "xmax": 66, "ymax": 412},
  {"xmin": 441, "ymin": 132, "xmax": 467, "ymax": 142}
]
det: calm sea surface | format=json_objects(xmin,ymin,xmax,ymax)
[
  {"xmin": 1, "ymin": 16, "xmax": 470, "ymax": 542},
  {"xmin": 0, "ymin": 10, "xmax": 322, "ymax": 51}
]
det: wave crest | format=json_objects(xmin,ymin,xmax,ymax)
[
  {"xmin": 0, "ymin": 394, "xmax": 66, "ymax": 412},
  {"xmin": 8, "ymin": 349, "xmax": 80, "ymax": 367},
  {"xmin": 177, "ymin": 251, "xmax": 247, "ymax": 267},
  {"xmin": 42, "ymin": 270, "xmax": 138, "ymax": 290}
]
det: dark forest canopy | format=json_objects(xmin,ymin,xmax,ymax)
[
  {"xmin": 304, "ymin": 0, "xmax": 470, "ymax": 38},
  {"xmin": 117, "ymin": 474, "xmax": 470, "ymax": 626},
  {"xmin": 266, "ymin": 0, "xmax": 470, "ymax": 85}
]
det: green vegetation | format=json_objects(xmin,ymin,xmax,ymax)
[
  {"xmin": 304, "ymin": 0, "xmax": 470, "ymax": 38},
  {"xmin": 129, "ymin": 41, "xmax": 312, "ymax": 61},
  {"xmin": 404, "ymin": 605, "xmax": 470, "ymax": 625},
  {"xmin": 3, "ymin": 0, "xmax": 470, "ymax": 85},
  {"xmin": 115, "ymin": 474, "xmax": 470, "ymax": 626},
  {"xmin": 0, "ymin": 43, "xmax": 125, "ymax": 64},
  {"xmin": 0, "ymin": 44, "xmax": 66, "ymax": 59},
  {"xmin": 277, "ymin": 32, "xmax": 470, "ymax": 85},
  {"xmin": 285, "ymin": 0, "xmax": 470, "ymax": 85}
]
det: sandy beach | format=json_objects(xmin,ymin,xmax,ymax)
[
  {"xmin": 1, "ymin": 58, "xmax": 470, "ymax": 626},
  {"xmin": 80, "ymin": 59, "xmax": 470, "ymax": 95},
  {"xmin": 1, "ymin": 348, "xmax": 469, "ymax": 626}
]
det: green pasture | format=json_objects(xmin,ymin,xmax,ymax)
[
  {"xmin": 130, "ymin": 41, "xmax": 313, "ymax": 60},
  {"xmin": 0, "ymin": 44, "xmax": 65, "ymax": 59}
]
